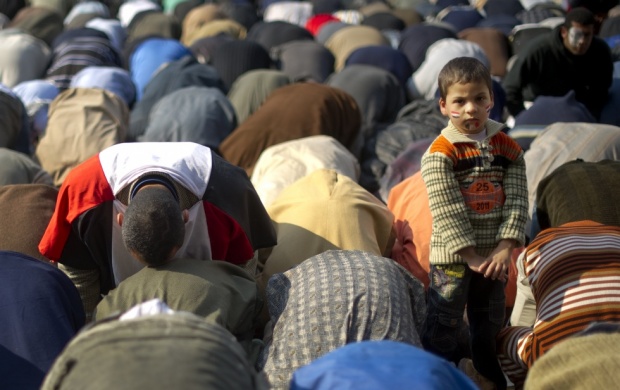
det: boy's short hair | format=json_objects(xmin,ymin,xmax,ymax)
[
  {"xmin": 122, "ymin": 186, "xmax": 185, "ymax": 266},
  {"xmin": 564, "ymin": 7, "xmax": 595, "ymax": 29},
  {"xmin": 437, "ymin": 57, "xmax": 493, "ymax": 100}
]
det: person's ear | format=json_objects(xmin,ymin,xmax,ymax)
[
  {"xmin": 560, "ymin": 26, "xmax": 568, "ymax": 40},
  {"xmin": 182, "ymin": 209, "xmax": 189, "ymax": 223},
  {"xmin": 117, "ymin": 212, "xmax": 124, "ymax": 227},
  {"xmin": 439, "ymin": 97, "xmax": 448, "ymax": 116}
]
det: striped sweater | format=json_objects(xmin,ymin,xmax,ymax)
[
  {"xmin": 497, "ymin": 221, "xmax": 620, "ymax": 387},
  {"xmin": 421, "ymin": 119, "xmax": 528, "ymax": 265}
]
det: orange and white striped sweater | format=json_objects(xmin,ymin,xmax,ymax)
[
  {"xmin": 421, "ymin": 119, "xmax": 528, "ymax": 264},
  {"xmin": 497, "ymin": 221, "xmax": 620, "ymax": 387}
]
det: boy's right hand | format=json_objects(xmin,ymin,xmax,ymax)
[{"xmin": 456, "ymin": 246, "xmax": 489, "ymax": 274}]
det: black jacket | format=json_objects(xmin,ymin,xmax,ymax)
[{"xmin": 503, "ymin": 26, "xmax": 613, "ymax": 119}]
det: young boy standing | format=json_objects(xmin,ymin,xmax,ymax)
[{"xmin": 421, "ymin": 57, "xmax": 528, "ymax": 390}]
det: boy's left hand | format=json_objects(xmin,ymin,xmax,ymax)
[{"xmin": 479, "ymin": 239, "xmax": 517, "ymax": 281}]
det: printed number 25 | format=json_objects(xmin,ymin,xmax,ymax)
[{"xmin": 475, "ymin": 182, "xmax": 490, "ymax": 191}]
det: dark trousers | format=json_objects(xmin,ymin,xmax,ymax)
[{"xmin": 422, "ymin": 264, "xmax": 507, "ymax": 390}]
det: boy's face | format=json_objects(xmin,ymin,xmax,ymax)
[{"xmin": 439, "ymin": 81, "xmax": 493, "ymax": 135}]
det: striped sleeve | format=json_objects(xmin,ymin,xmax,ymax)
[{"xmin": 497, "ymin": 326, "xmax": 532, "ymax": 388}]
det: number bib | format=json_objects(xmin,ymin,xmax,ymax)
[{"xmin": 460, "ymin": 179, "xmax": 505, "ymax": 214}]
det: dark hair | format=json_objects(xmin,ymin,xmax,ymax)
[
  {"xmin": 437, "ymin": 57, "xmax": 492, "ymax": 100},
  {"xmin": 122, "ymin": 186, "xmax": 185, "ymax": 266},
  {"xmin": 564, "ymin": 7, "xmax": 596, "ymax": 28}
]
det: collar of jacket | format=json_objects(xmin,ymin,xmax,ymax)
[{"xmin": 441, "ymin": 119, "xmax": 506, "ymax": 144}]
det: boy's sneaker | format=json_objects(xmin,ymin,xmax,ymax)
[{"xmin": 458, "ymin": 358, "xmax": 497, "ymax": 390}]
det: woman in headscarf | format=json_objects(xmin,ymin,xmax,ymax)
[
  {"xmin": 291, "ymin": 341, "xmax": 477, "ymax": 390},
  {"xmin": 258, "ymin": 169, "xmax": 394, "ymax": 289},
  {"xmin": 218, "ymin": 83, "xmax": 361, "ymax": 177},
  {"xmin": 128, "ymin": 37, "xmax": 191, "ymax": 102},
  {"xmin": 0, "ymin": 29, "xmax": 51, "ymax": 88},
  {"xmin": 259, "ymin": 250, "xmax": 426, "ymax": 389},
  {"xmin": 0, "ymin": 0, "xmax": 25, "ymax": 20},
  {"xmin": 0, "ymin": 148, "xmax": 53, "ymax": 186},
  {"xmin": 188, "ymin": 34, "xmax": 234, "ymax": 65},
  {"xmin": 227, "ymin": 69, "xmax": 290, "ymax": 125},
  {"xmin": 117, "ymin": 0, "xmax": 160, "ymax": 28},
  {"xmin": 0, "ymin": 250, "xmax": 84, "ymax": 390},
  {"xmin": 70, "ymin": 66, "xmax": 136, "ymax": 108},
  {"xmin": 128, "ymin": 55, "xmax": 225, "ymax": 140},
  {"xmin": 139, "ymin": 86, "xmax": 237, "ymax": 150},
  {"xmin": 211, "ymin": 39, "xmax": 273, "ymax": 92},
  {"xmin": 180, "ymin": 3, "xmax": 227, "ymax": 45},
  {"xmin": 45, "ymin": 28, "xmax": 122, "ymax": 90},
  {"xmin": 315, "ymin": 21, "xmax": 349, "ymax": 45},
  {"xmin": 0, "ymin": 183, "xmax": 57, "ymax": 262},
  {"xmin": 41, "ymin": 313, "xmax": 267, "ymax": 390},
  {"xmin": 63, "ymin": 1, "xmax": 109, "ymax": 27},
  {"xmin": 0, "ymin": 85, "xmax": 30, "ymax": 155},
  {"xmin": 247, "ymin": 20, "xmax": 314, "ymax": 52},
  {"xmin": 436, "ymin": 5, "xmax": 484, "ymax": 33},
  {"xmin": 8, "ymin": 6, "xmax": 63, "ymax": 46},
  {"xmin": 304, "ymin": 13, "xmax": 339, "ymax": 36},
  {"xmin": 458, "ymin": 27, "xmax": 512, "ymax": 79},
  {"xmin": 220, "ymin": 2, "xmax": 260, "ymax": 31},
  {"xmin": 324, "ymin": 25, "xmax": 391, "ymax": 71},
  {"xmin": 263, "ymin": 1, "xmax": 313, "ymax": 27},
  {"xmin": 361, "ymin": 11, "xmax": 407, "ymax": 32},
  {"xmin": 271, "ymin": 40, "xmax": 335, "ymax": 83},
  {"xmin": 358, "ymin": 98, "xmax": 445, "ymax": 194},
  {"xmin": 407, "ymin": 38, "xmax": 488, "ymax": 101},
  {"xmin": 29, "ymin": 0, "xmax": 72, "ymax": 18},
  {"xmin": 524, "ymin": 123, "xmax": 620, "ymax": 233},
  {"xmin": 327, "ymin": 65, "xmax": 405, "ymax": 141},
  {"xmin": 344, "ymin": 45, "xmax": 413, "ymax": 89},
  {"xmin": 524, "ymin": 324, "xmax": 620, "ymax": 389},
  {"xmin": 386, "ymin": 170, "xmax": 432, "ymax": 289},
  {"xmin": 251, "ymin": 136, "xmax": 360, "ymax": 207},
  {"xmin": 398, "ymin": 22, "xmax": 457, "ymax": 72},
  {"xmin": 12, "ymin": 80, "xmax": 59, "ymax": 144},
  {"xmin": 35, "ymin": 88, "xmax": 129, "ymax": 186},
  {"xmin": 183, "ymin": 19, "xmax": 247, "ymax": 47},
  {"xmin": 85, "ymin": 17, "xmax": 126, "ymax": 53},
  {"xmin": 124, "ymin": 10, "xmax": 182, "ymax": 49}
]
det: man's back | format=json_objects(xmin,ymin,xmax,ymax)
[{"xmin": 94, "ymin": 258, "xmax": 260, "ymax": 348}]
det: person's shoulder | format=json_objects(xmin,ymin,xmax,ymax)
[
  {"xmin": 426, "ymin": 133, "xmax": 454, "ymax": 155},
  {"xmin": 518, "ymin": 30, "xmax": 557, "ymax": 59},
  {"xmin": 421, "ymin": 133, "xmax": 459, "ymax": 169},
  {"xmin": 588, "ymin": 36, "xmax": 613, "ymax": 57},
  {"xmin": 490, "ymin": 132, "xmax": 523, "ymax": 161}
]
